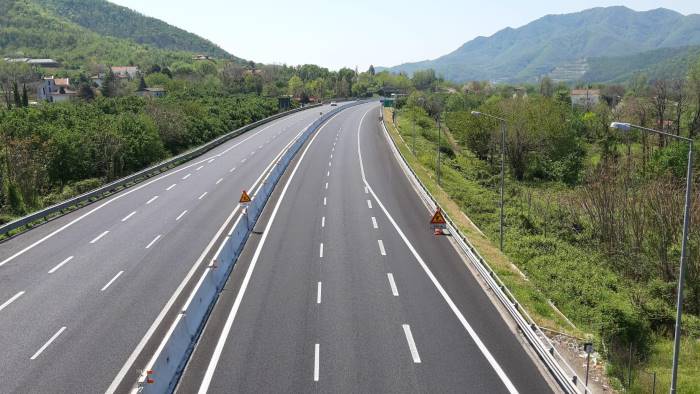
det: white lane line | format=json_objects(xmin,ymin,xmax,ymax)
[
  {"xmin": 196, "ymin": 112, "xmax": 338, "ymax": 393},
  {"xmin": 330, "ymin": 154, "xmax": 333, "ymax": 159},
  {"xmin": 198, "ymin": 192, "xmax": 208, "ymax": 200},
  {"xmin": 208, "ymin": 158, "xmax": 215, "ymax": 164},
  {"xmin": 326, "ymin": 170, "xmax": 330, "ymax": 177},
  {"xmin": 176, "ymin": 210, "xmax": 188, "ymax": 221},
  {"xmin": 332, "ymin": 147, "xmax": 335, "ymax": 152},
  {"xmin": 378, "ymin": 240, "xmax": 386, "ymax": 256},
  {"xmin": 323, "ymin": 197, "xmax": 327, "ymax": 206},
  {"xmin": 229, "ymin": 167, "xmax": 236, "ymax": 173},
  {"xmin": 101, "ymin": 271, "xmax": 124, "ymax": 292},
  {"xmin": 319, "ymin": 243, "xmax": 324, "ymax": 258},
  {"xmin": 166, "ymin": 184, "xmax": 176, "ymax": 191},
  {"xmin": 387, "ymin": 273, "xmax": 399, "ymax": 296},
  {"xmin": 371, "ymin": 216, "xmax": 378, "ymax": 229},
  {"xmin": 147, "ymin": 196, "xmax": 159, "ymax": 206},
  {"xmin": 182, "ymin": 173, "xmax": 191, "ymax": 180},
  {"xmin": 402, "ymin": 324, "xmax": 421, "ymax": 363},
  {"xmin": 314, "ymin": 343, "xmax": 320, "ymax": 382},
  {"xmin": 241, "ymin": 158, "xmax": 247, "ymax": 163},
  {"xmin": 0, "ymin": 291, "xmax": 25, "ymax": 312},
  {"xmin": 321, "ymin": 216, "xmax": 325, "ymax": 228},
  {"xmin": 145, "ymin": 235, "xmax": 161, "ymax": 249},
  {"xmin": 48, "ymin": 256, "xmax": 73, "ymax": 274},
  {"xmin": 325, "ymin": 182, "xmax": 328, "ymax": 190},
  {"xmin": 121, "ymin": 211, "xmax": 136, "ymax": 222},
  {"xmin": 357, "ymin": 107, "xmax": 518, "ymax": 393},
  {"xmin": 317, "ymin": 282, "xmax": 322, "ymax": 304},
  {"xmin": 249, "ymin": 151, "xmax": 256, "ymax": 156},
  {"xmin": 328, "ymin": 161, "xmax": 332, "ymax": 167},
  {"xmin": 196, "ymin": 165, "xmax": 204, "ymax": 171},
  {"xmin": 367, "ymin": 200, "xmax": 373, "ymax": 209},
  {"xmin": 90, "ymin": 231, "xmax": 109, "ymax": 244},
  {"xmin": 30, "ymin": 327, "xmax": 66, "ymax": 360},
  {"xmin": 364, "ymin": 186, "xmax": 368, "ymax": 194},
  {"xmin": 258, "ymin": 145, "xmax": 263, "ymax": 149},
  {"xmin": 216, "ymin": 178, "xmax": 223, "ymax": 185}
]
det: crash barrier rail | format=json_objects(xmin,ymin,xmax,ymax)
[
  {"xmin": 136, "ymin": 100, "xmax": 370, "ymax": 393},
  {"xmin": 380, "ymin": 111, "xmax": 586, "ymax": 393},
  {"xmin": 0, "ymin": 104, "xmax": 325, "ymax": 239}
]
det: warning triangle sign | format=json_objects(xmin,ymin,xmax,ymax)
[
  {"xmin": 430, "ymin": 208, "xmax": 446, "ymax": 228},
  {"xmin": 239, "ymin": 190, "xmax": 251, "ymax": 203}
]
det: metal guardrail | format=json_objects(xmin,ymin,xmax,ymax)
[
  {"xmin": 0, "ymin": 104, "xmax": 323, "ymax": 239},
  {"xmin": 135, "ymin": 100, "xmax": 371, "ymax": 393},
  {"xmin": 380, "ymin": 111, "xmax": 586, "ymax": 393}
]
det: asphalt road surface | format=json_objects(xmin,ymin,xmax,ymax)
[
  {"xmin": 0, "ymin": 104, "xmax": 336, "ymax": 393},
  {"xmin": 176, "ymin": 102, "xmax": 554, "ymax": 393}
]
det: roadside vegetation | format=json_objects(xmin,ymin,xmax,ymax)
[{"xmin": 385, "ymin": 63, "xmax": 700, "ymax": 391}]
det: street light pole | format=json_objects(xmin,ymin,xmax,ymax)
[
  {"xmin": 472, "ymin": 111, "xmax": 508, "ymax": 251},
  {"xmin": 610, "ymin": 122, "xmax": 693, "ymax": 394},
  {"xmin": 437, "ymin": 114, "xmax": 442, "ymax": 185}
]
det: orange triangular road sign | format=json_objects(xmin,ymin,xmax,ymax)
[
  {"xmin": 430, "ymin": 208, "xmax": 446, "ymax": 227},
  {"xmin": 239, "ymin": 190, "xmax": 251, "ymax": 203}
]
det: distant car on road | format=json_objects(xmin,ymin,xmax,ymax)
[{"xmin": 330, "ymin": 101, "xmax": 337, "ymax": 106}]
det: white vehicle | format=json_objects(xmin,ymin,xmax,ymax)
[{"xmin": 330, "ymin": 101, "xmax": 337, "ymax": 106}]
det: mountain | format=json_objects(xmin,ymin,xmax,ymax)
[
  {"xmin": 583, "ymin": 45, "xmax": 700, "ymax": 83},
  {"xmin": 33, "ymin": 0, "xmax": 237, "ymax": 60},
  {"xmin": 385, "ymin": 6, "xmax": 700, "ymax": 83}
]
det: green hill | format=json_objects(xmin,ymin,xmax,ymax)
[
  {"xmin": 386, "ymin": 6, "xmax": 700, "ymax": 83},
  {"xmin": 33, "ymin": 0, "xmax": 237, "ymax": 60},
  {"xmin": 584, "ymin": 45, "xmax": 700, "ymax": 83}
]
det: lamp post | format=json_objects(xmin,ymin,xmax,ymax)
[
  {"xmin": 472, "ymin": 110, "xmax": 507, "ymax": 251},
  {"xmin": 610, "ymin": 122, "xmax": 693, "ymax": 394},
  {"xmin": 436, "ymin": 113, "xmax": 442, "ymax": 185}
]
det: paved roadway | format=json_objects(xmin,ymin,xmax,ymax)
[
  {"xmin": 0, "ymin": 104, "xmax": 335, "ymax": 393},
  {"xmin": 177, "ymin": 102, "xmax": 554, "ymax": 393}
]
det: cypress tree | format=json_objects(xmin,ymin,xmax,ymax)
[
  {"xmin": 21, "ymin": 84, "xmax": 28, "ymax": 107},
  {"xmin": 12, "ymin": 81, "xmax": 21, "ymax": 108}
]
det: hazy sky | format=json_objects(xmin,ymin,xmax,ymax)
[{"xmin": 111, "ymin": 0, "xmax": 699, "ymax": 71}]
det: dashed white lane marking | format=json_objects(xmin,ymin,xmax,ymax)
[
  {"xmin": 241, "ymin": 158, "xmax": 247, "ymax": 163},
  {"xmin": 146, "ymin": 195, "xmax": 159, "ymax": 205},
  {"xmin": 367, "ymin": 200, "xmax": 373, "ymax": 209},
  {"xmin": 402, "ymin": 324, "xmax": 421, "ymax": 363},
  {"xmin": 371, "ymin": 217, "xmax": 378, "ymax": 229},
  {"xmin": 48, "ymin": 256, "xmax": 74, "ymax": 274},
  {"xmin": 182, "ymin": 173, "xmax": 191, "ymax": 180},
  {"xmin": 317, "ymin": 282, "xmax": 322, "ymax": 304},
  {"xmin": 249, "ymin": 151, "xmax": 256, "ymax": 156},
  {"xmin": 216, "ymin": 178, "xmax": 223, "ymax": 185},
  {"xmin": 321, "ymin": 216, "xmax": 325, "ymax": 228},
  {"xmin": 196, "ymin": 166, "xmax": 204, "ymax": 171},
  {"xmin": 90, "ymin": 231, "xmax": 109, "ymax": 244},
  {"xmin": 325, "ymin": 182, "xmax": 328, "ymax": 190},
  {"xmin": 323, "ymin": 197, "xmax": 327, "ymax": 206},
  {"xmin": 328, "ymin": 161, "xmax": 332, "ymax": 167},
  {"xmin": 121, "ymin": 211, "xmax": 136, "ymax": 222},
  {"xmin": 146, "ymin": 234, "xmax": 161, "ymax": 249},
  {"xmin": 101, "ymin": 271, "xmax": 124, "ymax": 292},
  {"xmin": 176, "ymin": 210, "xmax": 188, "ymax": 221},
  {"xmin": 332, "ymin": 147, "xmax": 335, "ymax": 152},
  {"xmin": 198, "ymin": 192, "xmax": 208, "ymax": 200},
  {"xmin": 314, "ymin": 343, "xmax": 320, "ymax": 382},
  {"xmin": 166, "ymin": 184, "xmax": 177, "ymax": 191},
  {"xmin": 330, "ymin": 154, "xmax": 333, "ymax": 159},
  {"xmin": 364, "ymin": 186, "xmax": 368, "ymax": 194},
  {"xmin": 229, "ymin": 167, "xmax": 236, "ymax": 173},
  {"xmin": 30, "ymin": 326, "xmax": 66, "ymax": 360},
  {"xmin": 0, "ymin": 291, "xmax": 25, "ymax": 312},
  {"xmin": 378, "ymin": 240, "xmax": 386, "ymax": 256},
  {"xmin": 326, "ymin": 170, "xmax": 330, "ymax": 177},
  {"xmin": 319, "ymin": 243, "xmax": 324, "ymax": 258},
  {"xmin": 387, "ymin": 273, "xmax": 399, "ymax": 296},
  {"xmin": 258, "ymin": 145, "xmax": 263, "ymax": 149},
  {"xmin": 208, "ymin": 158, "xmax": 215, "ymax": 163}
]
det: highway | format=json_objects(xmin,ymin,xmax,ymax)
[
  {"xmin": 176, "ymin": 102, "xmax": 554, "ymax": 393},
  {"xmin": 0, "ymin": 104, "xmax": 335, "ymax": 393}
]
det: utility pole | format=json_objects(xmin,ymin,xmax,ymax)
[{"xmin": 436, "ymin": 114, "xmax": 442, "ymax": 185}]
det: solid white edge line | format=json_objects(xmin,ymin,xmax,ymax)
[
  {"xmin": 0, "ymin": 291, "xmax": 25, "ymax": 312},
  {"xmin": 145, "ymin": 235, "xmax": 162, "ymax": 249},
  {"xmin": 30, "ymin": 326, "xmax": 66, "ymax": 360},
  {"xmin": 317, "ymin": 282, "xmax": 322, "ymax": 304},
  {"xmin": 121, "ymin": 211, "xmax": 136, "ymax": 222},
  {"xmin": 357, "ymin": 106, "xmax": 518, "ymax": 394},
  {"xmin": 48, "ymin": 256, "xmax": 74, "ymax": 274},
  {"xmin": 89, "ymin": 230, "xmax": 109, "ymax": 244},
  {"xmin": 387, "ymin": 273, "xmax": 399, "ymax": 296},
  {"xmin": 176, "ymin": 210, "xmax": 188, "ymax": 221},
  {"xmin": 378, "ymin": 239, "xmax": 386, "ymax": 256},
  {"xmin": 101, "ymin": 270, "xmax": 124, "ymax": 292},
  {"xmin": 196, "ymin": 109, "xmax": 342, "ymax": 394},
  {"xmin": 314, "ymin": 343, "xmax": 320, "ymax": 382},
  {"xmin": 107, "ymin": 114, "xmax": 314, "ymax": 394},
  {"xmin": 198, "ymin": 192, "xmax": 208, "ymax": 200},
  {"xmin": 402, "ymin": 324, "xmax": 421, "ymax": 363},
  {"xmin": 146, "ymin": 196, "xmax": 159, "ymax": 205},
  {"xmin": 371, "ymin": 216, "xmax": 378, "ymax": 229}
]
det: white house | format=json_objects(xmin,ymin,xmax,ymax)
[{"xmin": 111, "ymin": 66, "xmax": 139, "ymax": 80}]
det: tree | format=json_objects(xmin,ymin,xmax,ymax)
[
  {"xmin": 412, "ymin": 69, "xmax": 437, "ymax": 91},
  {"xmin": 287, "ymin": 75, "xmax": 304, "ymax": 98},
  {"xmin": 149, "ymin": 64, "xmax": 162, "ymax": 74},
  {"xmin": 368, "ymin": 65, "xmax": 375, "ymax": 76},
  {"xmin": 687, "ymin": 58, "xmax": 700, "ymax": 138},
  {"xmin": 137, "ymin": 76, "xmax": 147, "ymax": 92},
  {"xmin": 670, "ymin": 79, "xmax": 686, "ymax": 136},
  {"xmin": 539, "ymin": 76, "xmax": 554, "ymax": 97},
  {"xmin": 101, "ymin": 68, "xmax": 118, "ymax": 97},
  {"xmin": 78, "ymin": 83, "xmax": 95, "ymax": 101},
  {"xmin": 651, "ymin": 79, "xmax": 669, "ymax": 146},
  {"xmin": 0, "ymin": 61, "xmax": 32, "ymax": 109},
  {"xmin": 12, "ymin": 81, "xmax": 21, "ymax": 108},
  {"xmin": 21, "ymin": 84, "xmax": 28, "ymax": 107}
]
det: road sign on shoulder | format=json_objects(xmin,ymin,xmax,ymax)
[
  {"xmin": 239, "ymin": 190, "xmax": 251, "ymax": 204},
  {"xmin": 430, "ymin": 208, "xmax": 447, "ymax": 229}
]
